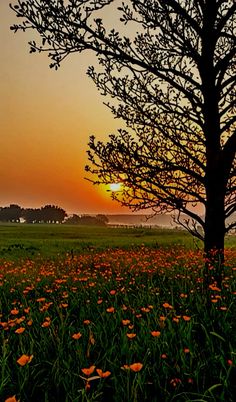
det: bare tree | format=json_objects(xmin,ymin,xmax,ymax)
[{"xmin": 10, "ymin": 0, "xmax": 236, "ymax": 286}]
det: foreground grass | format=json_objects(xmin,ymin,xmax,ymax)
[{"xmin": 0, "ymin": 246, "xmax": 236, "ymax": 401}]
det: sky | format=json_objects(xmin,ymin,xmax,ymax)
[{"xmin": 0, "ymin": 0, "xmax": 131, "ymax": 215}]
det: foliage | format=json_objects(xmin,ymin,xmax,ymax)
[{"xmin": 0, "ymin": 247, "xmax": 235, "ymax": 401}]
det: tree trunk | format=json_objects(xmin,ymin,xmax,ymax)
[{"xmin": 204, "ymin": 183, "xmax": 225, "ymax": 289}]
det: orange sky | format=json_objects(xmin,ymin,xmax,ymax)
[{"xmin": 0, "ymin": 0, "xmax": 131, "ymax": 214}]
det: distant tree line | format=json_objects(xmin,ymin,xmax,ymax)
[{"xmin": 0, "ymin": 204, "xmax": 108, "ymax": 226}]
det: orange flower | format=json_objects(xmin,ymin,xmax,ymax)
[
  {"xmin": 17, "ymin": 354, "xmax": 33, "ymax": 366},
  {"xmin": 83, "ymin": 320, "xmax": 91, "ymax": 325},
  {"xmin": 36, "ymin": 298, "xmax": 46, "ymax": 302},
  {"xmin": 81, "ymin": 365, "xmax": 96, "ymax": 376},
  {"xmin": 129, "ymin": 363, "xmax": 143, "ymax": 372},
  {"xmin": 96, "ymin": 368, "xmax": 111, "ymax": 378},
  {"xmin": 122, "ymin": 319, "xmax": 131, "ymax": 326},
  {"xmin": 183, "ymin": 348, "xmax": 190, "ymax": 353},
  {"xmin": 41, "ymin": 320, "xmax": 51, "ymax": 327},
  {"xmin": 182, "ymin": 315, "xmax": 191, "ymax": 321},
  {"xmin": 151, "ymin": 331, "xmax": 161, "ymax": 337},
  {"xmin": 110, "ymin": 290, "xmax": 116, "ymax": 295},
  {"xmin": 72, "ymin": 332, "xmax": 82, "ymax": 340},
  {"xmin": 163, "ymin": 303, "xmax": 173, "ymax": 309},
  {"xmin": 27, "ymin": 320, "xmax": 33, "ymax": 326},
  {"xmin": 106, "ymin": 307, "xmax": 115, "ymax": 313},
  {"xmin": 15, "ymin": 327, "xmax": 25, "ymax": 334},
  {"xmin": 24, "ymin": 307, "xmax": 30, "ymax": 314},
  {"xmin": 10, "ymin": 309, "xmax": 19, "ymax": 315},
  {"xmin": 5, "ymin": 396, "xmax": 18, "ymax": 402},
  {"xmin": 126, "ymin": 333, "xmax": 136, "ymax": 339},
  {"xmin": 97, "ymin": 299, "xmax": 103, "ymax": 304}
]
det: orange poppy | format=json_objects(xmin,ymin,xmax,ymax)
[
  {"xmin": 5, "ymin": 396, "xmax": 18, "ymax": 402},
  {"xmin": 151, "ymin": 331, "xmax": 161, "ymax": 337},
  {"xmin": 126, "ymin": 333, "xmax": 136, "ymax": 339},
  {"xmin": 81, "ymin": 365, "xmax": 96, "ymax": 376},
  {"xmin": 10, "ymin": 309, "xmax": 19, "ymax": 316},
  {"xmin": 163, "ymin": 303, "xmax": 173, "ymax": 309},
  {"xmin": 83, "ymin": 320, "xmax": 91, "ymax": 325},
  {"xmin": 72, "ymin": 332, "xmax": 82, "ymax": 340},
  {"xmin": 106, "ymin": 307, "xmax": 115, "ymax": 313},
  {"xmin": 96, "ymin": 368, "xmax": 111, "ymax": 378},
  {"xmin": 109, "ymin": 290, "xmax": 116, "ymax": 295},
  {"xmin": 122, "ymin": 319, "xmax": 131, "ymax": 326},
  {"xmin": 129, "ymin": 363, "xmax": 143, "ymax": 372},
  {"xmin": 182, "ymin": 315, "xmax": 191, "ymax": 321},
  {"xmin": 17, "ymin": 354, "xmax": 33, "ymax": 366},
  {"xmin": 15, "ymin": 327, "xmax": 25, "ymax": 334}
]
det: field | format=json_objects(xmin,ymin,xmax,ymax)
[{"xmin": 0, "ymin": 224, "xmax": 236, "ymax": 402}]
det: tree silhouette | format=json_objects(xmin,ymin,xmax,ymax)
[
  {"xmin": 0, "ymin": 204, "xmax": 22, "ymax": 222},
  {"xmin": 10, "ymin": 1, "xmax": 236, "ymax": 286}
]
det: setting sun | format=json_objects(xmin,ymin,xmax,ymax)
[{"xmin": 109, "ymin": 183, "xmax": 122, "ymax": 192}]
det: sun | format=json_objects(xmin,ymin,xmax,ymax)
[{"xmin": 109, "ymin": 183, "xmax": 122, "ymax": 192}]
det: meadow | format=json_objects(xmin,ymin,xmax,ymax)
[{"xmin": 0, "ymin": 224, "xmax": 235, "ymax": 401}]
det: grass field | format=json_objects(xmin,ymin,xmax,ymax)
[
  {"xmin": 0, "ymin": 224, "xmax": 235, "ymax": 401},
  {"xmin": 0, "ymin": 224, "xmax": 199, "ymax": 260}
]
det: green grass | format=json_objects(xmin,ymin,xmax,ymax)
[
  {"xmin": 0, "ymin": 225, "xmax": 235, "ymax": 401},
  {"xmin": 0, "ymin": 223, "xmax": 201, "ymax": 260}
]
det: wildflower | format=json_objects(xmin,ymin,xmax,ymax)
[
  {"xmin": 5, "ymin": 396, "xmax": 18, "ymax": 402},
  {"xmin": 10, "ymin": 309, "xmax": 19, "ymax": 315},
  {"xmin": 41, "ymin": 319, "xmax": 51, "ymax": 327},
  {"xmin": 17, "ymin": 354, "xmax": 33, "ymax": 366},
  {"xmin": 173, "ymin": 317, "xmax": 179, "ymax": 323},
  {"xmin": 182, "ymin": 315, "xmax": 191, "ymax": 321},
  {"xmin": 129, "ymin": 363, "xmax": 143, "ymax": 372},
  {"xmin": 106, "ymin": 307, "xmax": 115, "ymax": 313},
  {"xmin": 122, "ymin": 319, "xmax": 131, "ymax": 326},
  {"xmin": 163, "ymin": 302, "xmax": 173, "ymax": 309},
  {"xmin": 83, "ymin": 320, "xmax": 91, "ymax": 325},
  {"xmin": 27, "ymin": 320, "xmax": 33, "ymax": 326},
  {"xmin": 183, "ymin": 348, "xmax": 190, "ymax": 353},
  {"xmin": 211, "ymin": 298, "xmax": 218, "ymax": 303},
  {"xmin": 81, "ymin": 365, "xmax": 96, "ymax": 376},
  {"xmin": 110, "ymin": 290, "xmax": 116, "ymax": 295},
  {"xmin": 227, "ymin": 359, "xmax": 233, "ymax": 366},
  {"xmin": 141, "ymin": 307, "xmax": 150, "ymax": 313},
  {"xmin": 72, "ymin": 332, "xmax": 82, "ymax": 340},
  {"xmin": 36, "ymin": 298, "xmax": 46, "ymax": 302},
  {"xmin": 126, "ymin": 333, "xmax": 136, "ymax": 339},
  {"xmin": 161, "ymin": 353, "xmax": 167, "ymax": 359},
  {"xmin": 15, "ymin": 327, "xmax": 25, "ymax": 334},
  {"xmin": 96, "ymin": 368, "xmax": 111, "ymax": 378},
  {"xmin": 97, "ymin": 299, "xmax": 103, "ymax": 304},
  {"xmin": 151, "ymin": 331, "xmax": 161, "ymax": 337}
]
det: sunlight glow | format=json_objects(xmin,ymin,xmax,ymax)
[{"xmin": 109, "ymin": 183, "xmax": 122, "ymax": 192}]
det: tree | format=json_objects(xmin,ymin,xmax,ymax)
[
  {"xmin": 40, "ymin": 205, "xmax": 67, "ymax": 223},
  {"xmin": 10, "ymin": 1, "xmax": 236, "ymax": 286},
  {"xmin": 0, "ymin": 204, "xmax": 22, "ymax": 222}
]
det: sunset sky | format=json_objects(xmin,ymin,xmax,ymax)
[{"xmin": 0, "ymin": 0, "xmax": 131, "ymax": 214}]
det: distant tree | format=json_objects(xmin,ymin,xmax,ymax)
[
  {"xmin": 0, "ymin": 204, "xmax": 22, "ymax": 222},
  {"xmin": 65, "ymin": 214, "xmax": 80, "ymax": 225},
  {"xmin": 96, "ymin": 214, "xmax": 109, "ymax": 225},
  {"xmin": 40, "ymin": 205, "xmax": 67, "ymax": 223},
  {"xmin": 10, "ymin": 1, "xmax": 236, "ymax": 286},
  {"xmin": 79, "ymin": 214, "xmax": 108, "ymax": 226},
  {"xmin": 22, "ymin": 208, "xmax": 42, "ymax": 223}
]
